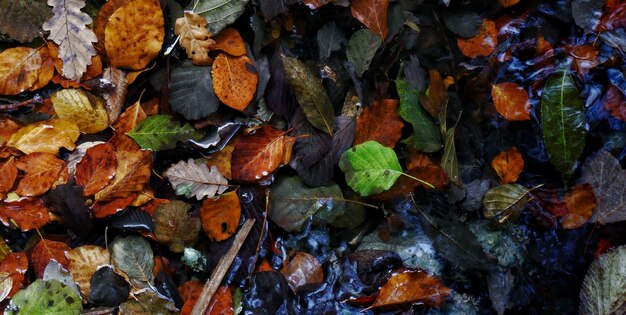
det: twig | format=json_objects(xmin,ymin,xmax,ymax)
[
  {"xmin": 0, "ymin": 95, "xmax": 44, "ymax": 111},
  {"xmin": 191, "ymin": 218, "xmax": 256, "ymax": 315}
]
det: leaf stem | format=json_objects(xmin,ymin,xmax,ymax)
[{"xmin": 401, "ymin": 172, "xmax": 435, "ymax": 189}]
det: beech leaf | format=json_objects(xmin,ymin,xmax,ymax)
[
  {"xmin": 128, "ymin": 115, "xmax": 204, "ymax": 151},
  {"xmin": 89, "ymin": 266, "xmax": 130, "ymax": 307},
  {"xmin": 30, "ymin": 239, "xmax": 70, "ymax": 279},
  {"xmin": 491, "ymin": 82, "xmax": 531, "ymax": 121},
  {"xmin": 579, "ymin": 245, "xmax": 626, "ymax": 315},
  {"xmin": 457, "ymin": 19, "xmax": 498, "ymax": 58},
  {"xmin": 371, "ymin": 270, "xmax": 451, "ymax": 310},
  {"xmin": 111, "ymin": 235, "xmax": 154, "ymax": 288},
  {"xmin": 350, "ymin": 0, "xmax": 389, "ymax": 39},
  {"xmin": 210, "ymin": 28, "xmax": 247, "ymax": 56},
  {"xmin": 101, "ymin": 67, "xmax": 128, "ymax": 125},
  {"xmin": 66, "ymin": 245, "xmax": 110, "ymax": 298},
  {"xmin": 51, "ymin": 89, "xmax": 109, "ymax": 133},
  {"xmin": 212, "ymin": 54, "xmax": 258, "ymax": 111},
  {"xmin": 169, "ymin": 60, "xmax": 220, "ymax": 120},
  {"xmin": 280, "ymin": 252, "xmax": 324, "ymax": 293},
  {"xmin": 15, "ymin": 153, "xmax": 65, "ymax": 197},
  {"xmin": 5, "ymin": 279, "xmax": 82, "ymax": 314},
  {"xmin": 580, "ymin": 149, "xmax": 626, "ymax": 224},
  {"xmin": 396, "ymin": 80, "xmax": 442, "ymax": 152},
  {"xmin": 194, "ymin": 0, "xmax": 248, "ymax": 34},
  {"xmin": 7, "ymin": 119, "xmax": 80, "ymax": 155},
  {"xmin": 346, "ymin": 29, "xmax": 381, "ymax": 77},
  {"xmin": 354, "ymin": 99, "xmax": 404, "ymax": 148},
  {"xmin": 199, "ymin": 191, "xmax": 241, "ymax": 241},
  {"xmin": 0, "ymin": 198, "xmax": 51, "ymax": 231},
  {"xmin": 490, "ymin": 146, "xmax": 524, "ymax": 184},
  {"xmin": 164, "ymin": 159, "xmax": 228, "ymax": 200},
  {"xmin": 0, "ymin": 47, "xmax": 42, "ymax": 95},
  {"xmin": 75, "ymin": 143, "xmax": 117, "ymax": 196},
  {"xmin": 154, "ymin": 200, "xmax": 201, "ymax": 253},
  {"xmin": 483, "ymin": 184, "xmax": 533, "ymax": 224}
]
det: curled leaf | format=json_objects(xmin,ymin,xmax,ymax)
[{"xmin": 175, "ymin": 11, "xmax": 215, "ymax": 66}]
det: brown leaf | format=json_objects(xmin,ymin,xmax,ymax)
[
  {"xmin": 0, "ymin": 118, "xmax": 20, "ymax": 147},
  {"xmin": 280, "ymin": 252, "xmax": 324, "ymax": 293},
  {"xmin": 207, "ymin": 144, "xmax": 233, "ymax": 179},
  {"xmin": 104, "ymin": 0, "xmax": 164, "ymax": 70},
  {"xmin": 92, "ymin": 194, "xmax": 138, "ymax": 218},
  {"xmin": 102, "ymin": 67, "xmax": 129, "ymax": 124},
  {"xmin": 0, "ymin": 47, "xmax": 42, "ymax": 95},
  {"xmin": 66, "ymin": 245, "xmax": 110, "ymax": 298},
  {"xmin": 231, "ymin": 126, "xmax": 296, "ymax": 182},
  {"xmin": 30, "ymin": 239, "xmax": 71, "ymax": 278},
  {"xmin": 371, "ymin": 270, "xmax": 451, "ymax": 310},
  {"xmin": 212, "ymin": 54, "xmax": 258, "ymax": 111},
  {"xmin": 0, "ymin": 198, "xmax": 51, "ymax": 231},
  {"xmin": 94, "ymin": 142, "xmax": 152, "ymax": 203},
  {"xmin": 199, "ymin": 191, "xmax": 241, "ymax": 242},
  {"xmin": 94, "ymin": 0, "xmax": 127, "ymax": 56},
  {"xmin": 562, "ymin": 184, "xmax": 595, "ymax": 229},
  {"xmin": 154, "ymin": 201, "xmax": 201, "ymax": 253},
  {"xmin": 351, "ymin": 0, "xmax": 389, "ymax": 40},
  {"xmin": 174, "ymin": 11, "xmax": 215, "ymax": 66},
  {"xmin": 580, "ymin": 150, "xmax": 626, "ymax": 224},
  {"xmin": 75, "ymin": 143, "xmax": 118, "ymax": 196},
  {"xmin": 28, "ymin": 45, "xmax": 57, "ymax": 92},
  {"xmin": 354, "ymin": 99, "xmax": 404, "ymax": 148},
  {"xmin": 491, "ymin": 82, "xmax": 531, "ymax": 121},
  {"xmin": 419, "ymin": 70, "xmax": 447, "ymax": 119},
  {"xmin": 457, "ymin": 19, "xmax": 498, "ymax": 58},
  {"xmin": 0, "ymin": 252, "xmax": 28, "ymax": 298},
  {"xmin": 113, "ymin": 101, "xmax": 147, "ymax": 135},
  {"xmin": 0, "ymin": 159, "xmax": 17, "ymax": 199},
  {"xmin": 15, "ymin": 153, "xmax": 65, "ymax": 197},
  {"xmin": 210, "ymin": 28, "xmax": 246, "ymax": 57},
  {"xmin": 491, "ymin": 146, "xmax": 524, "ymax": 184},
  {"xmin": 7, "ymin": 119, "xmax": 80, "ymax": 155},
  {"xmin": 566, "ymin": 45, "xmax": 599, "ymax": 76},
  {"xmin": 498, "ymin": 0, "xmax": 520, "ymax": 8},
  {"xmin": 603, "ymin": 85, "xmax": 626, "ymax": 121}
]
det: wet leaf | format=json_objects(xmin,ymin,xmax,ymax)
[
  {"xmin": 0, "ymin": 271, "xmax": 12, "ymax": 302},
  {"xmin": 0, "ymin": 159, "xmax": 17, "ymax": 199},
  {"xmin": 541, "ymin": 71, "xmax": 587, "ymax": 179},
  {"xmin": 210, "ymin": 28, "xmax": 246, "ymax": 57},
  {"xmin": 75, "ymin": 143, "xmax": 117, "ymax": 196},
  {"xmin": 498, "ymin": 0, "xmax": 520, "ymax": 7},
  {"xmin": 396, "ymin": 80, "xmax": 442, "ymax": 152},
  {"xmin": 491, "ymin": 146, "xmax": 524, "ymax": 184},
  {"xmin": 567, "ymin": 45, "xmax": 600, "ymax": 76},
  {"xmin": 154, "ymin": 200, "xmax": 201, "ymax": 253},
  {"xmin": 230, "ymin": 125, "xmax": 296, "ymax": 182},
  {"xmin": 0, "ymin": 0, "xmax": 51, "ymax": 42},
  {"xmin": 317, "ymin": 22, "xmax": 346, "ymax": 60},
  {"xmin": 441, "ymin": 126, "xmax": 461, "ymax": 186},
  {"xmin": 195, "ymin": 0, "xmax": 248, "ymax": 34},
  {"xmin": 169, "ymin": 60, "xmax": 220, "ymax": 120},
  {"xmin": 113, "ymin": 102, "xmax": 147, "ymax": 135},
  {"xmin": 94, "ymin": 144, "xmax": 151, "ymax": 204},
  {"xmin": 371, "ymin": 270, "xmax": 451, "ymax": 310},
  {"xmin": 51, "ymin": 89, "xmax": 109, "ymax": 133},
  {"xmin": 419, "ymin": 70, "xmax": 447, "ymax": 119},
  {"xmin": 199, "ymin": 191, "xmax": 241, "ymax": 241},
  {"xmin": 175, "ymin": 11, "xmax": 215, "ymax": 66},
  {"xmin": 603, "ymin": 85, "xmax": 626, "ymax": 121},
  {"xmin": 5, "ymin": 279, "xmax": 82, "ymax": 314},
  {"xmin": 205, "ymin": 286, "xmax": 234, "ymax": 315},
  {"xmin": 0, "ymin": 253, "xmax": 28, "ymax": 298},
  {"xmin": 128, "ymin": 115, "xmax": 203, "ymax": 151},
  {"xmin": 104, "ymin": 0, "xmax": 164, "ymax": 70},
  {"xmin": 346, "ymin": 29, "xmax": 381, "ymax": 77},
  {"xmin": 483, "ymin": 184, "xmax": 532, "ymax": 224},
  {"xmin": 119, "ymin": 289, "xmax": 177, "ymax": 314},
  {"xmin": 562, "ymin": 184, "xmax": 595, "ymax": 229},
  {"xmin": 0, "ymin": 47, "xmax": 42, "ymax": 95},
  {"xmin": 207, "ymin": 144, "xmax": 234, "ymax": 179},
  {"xmin": 14, "ymin": 153, "xmax": 65, "ymax": 197},
  {"xmin": 280, "ymin": 252, "xmax": 323, "ymax": 293},
  {"xmin": 457, "ymin": 19, "xmax": 497, "ymax": 58},
  {"xmin": 66, "ymin": 245, "xmax": 110, "ymax": 298},
  {"xmin": 491, "ymin": 82, "xmax": 531, "ymax": 121},
  {"xmin": 45, "ymin": 184, "xmax": 94, "ymax": 239},
  {"xmin": 354, "ymin": 99, "xmax": 403, "ymax": 148},
  {"xmin": 101, "ymin": 67, "xmax": 129, "ymax": 125},
  {"xmin": 42, "ymin": 0, "xmax": 97, "ymax": 80},
  {"xmin": 281, "ymin": 55, "xmax": 334, "ymax": 135},
  {"xmin": 580, "ymin": 150, "xmax": 626, "ymax": 224},
  {"xmin": 350, "ymin": 0, "xmax": 389, "ymax": 39},
  {"xmin": 212, "ymin": 54, "xmax": 258, "ymax": 111},
  {"xmin": 111, "ymin": 235, "xmax": 154, "ymax": 288},
  {"xmin": 89, "ymin": 266, "xmax": 130, "ymax": 307},
  {"xmin": 30, "ymin": 239, "xmax": 70, "ymax": 279},
  {"xmin": 7, "ymin": 119, "xmax": 80, "ymax": 155},
  {"xmin": 572, "ymin": 0, "xmax": 604, "ymax": 32},
  {"xmin": 164, "ymin": 159, "xmax": 228, "ymax": 200},
  {"xmin": 579, "ymin": 245, "xmax": 626, "ymax": 315},
  {"xmin": 443, "ymin": 11, "xmax": 482, "ymax": 38},
  {"xmin": 339, "ymin": 141, "xmax": 402, "ymax": 197}
]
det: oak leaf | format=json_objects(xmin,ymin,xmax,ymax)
[
  {"xmin": 7, "ymin": 119, "xmax": 80, "ymax": 155},
  {"xmin": 42, "ymin": 0, "xmax": 97, "ymax": 80},
  {"xmin": 491, "ymin": 146, "xmax": 524, "ymax": 184},
  {"xmin": 562, "ymin": 184, "xmax": 595, "ymax": 229},
  {"xmin": 0, "ymin": 252, "xmax": 28, "ymax": 298},
  {"xmin": 0, "ymin": 47, "xmax": 42, "ymax": 95},
  {"xmin": 15, "ymin": 153, "xmax": 65, "ymax": 197},
  {"xmin": 75, "ymin": 143, "xmax": 117, "ymax": 196},
  {"xmin": 354, "ymin": 99, "xmax": 404, "ymax": 148},
  {"xmin": 175, "ymin": 11, "xmax": 215, "ymax": 66},
  {"xmin": 371, "ymin": 270, "xmax": 451, "ymax": 310},
  {"xmin": 212, "ymin": 54, "xmax": 258, "ymax": 111},
  {"xmin": 457, "ymin": 19, "xmax": 498, "ymax": 58},
  {"xmin": 30, "ymin": 239, "xmax": 70, "ymax": 278},
  {"xmin": 351, "ymin": 0, "xmax": 389, "ymax": 40},
  {"xmin": 210, "ymin": 28, "xmax": 246, "ymax": 56},
  {"xmin": 491, "ymin": 82, "xmax": 531, "ymax": 121},
  {"xmin": 164, "ymin": 159, "xmax": 228, "ymax": 200},
  {"xmin": 0, "ymin": 198, "xmax": 51, "ymax": 231},
  {"xmin": 199, "ymin": 191, "xmax": 241, "ymax": 241},
  {"xmin": 51, "ymin": 89, "xmax": 109, "ymax": 133}
]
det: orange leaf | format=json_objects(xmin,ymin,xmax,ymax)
[
  {"xmin": 28, "ymin": 45, "xmax": 57, "ymax": 92},
  {"xmin": 0, "ymin": 198, "xmax": 51, "ymax": 231},
  {"xmin": 104, "ymin": 0, "xmax": 164, "ymax": 70},
  {"xmin": 210, "ymin": 28, "xmax": 246, "ymax": 57},
  {"xmin": 457, "ymin": 19, "xmax": 498, "ymax": 58},
  {"xmin": 212, "ymin": 54, "xmax": 258, "ymax": 111},
  {"xmin": 15, "ymin": 153, "xmax": 65, "ymax": 197},
  {"xmin": 562, "ymin": 184, "xmax": 595, "ymax": 229},
  {"xmin": 351, "ymin": 0, "xmax": 389, "ymax": 40},
  {"xmin": 205, "ymin": 286, "xmax": 234, "ymax": 315},
  {"xmin": 354, "ymin": 99, "xmax": 404, "ymax": 148},
  {"xmin": 0, "ymin": 159, "xmax": 17, "ymax": 199},
  {"xmin": 75, "ymin": 143, "xmax": 118, "ymax": 196},
  {"xmin": 179, "ymin": 280, "xmax": 203, "ymax": 303},
  {"xmin": 91, "ymin": 194, "xmax": 138, "ymax": 218},
  {"xmin": 200, "ymin": 191, "xmax": 241, "ymax": 242},
  {"xmin": 231, "ymin": 126, "xmax": 296, "ymax": 182},
  {"xmin": 491, "ymin": 82, "xmax": 531, "ymax": 121},
  {"xmin": 491, "ymin": 146, "xmax": 524, "ymax": 184},
  {"xmin": 94, "ymin": 142, "xmax": 152, "ymax": 203},
  {"xmin": 603, "ymin": 85, "xmax": 626, "ymax": 121},
  {"xmin": 30, "ymin": 239, "xmax": 71, "ymax": 278},
  {"xmin": 0, "ymin": 47, "xmax": 42, "ymax": 95},
  {"xmin": 566, "ymin": 45, "xmax": 599, "ymax": 76},
  {"xmin": 207, "ymin": 144, "xmax": 233, "ymax": 179},
  {"xmin": 0, "ymin": 118, "xmax": 20, "ymax": 146},
  {"xmin": 113, "ymin": 101, "xmax": 147, "ymax": 135},
  {"xmin": 280, "ymin": 252, "xmax": 324, "ymax": 293},
  {"xmin": 371, "ymin": 270, "xmax": 451, "ymax": 310},
  {"xmin": 0, "ymin": 252, "xmax": 28, "ymax": 298},
  {"xmin": 498, "ymin": 0, "xmax": 521, "ymax": 8},
  {"xmin": 419, "ymin": 70, "xmax": 447, "ymax": 119},
  {"xmin": 94, "ymin": 0, "xmax": 127, "ymax": 56}
]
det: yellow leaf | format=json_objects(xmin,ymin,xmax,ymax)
[
  {"xmin": 0, "ymin": 47, "xmax": 42, "ymax": 95},
  {"xmin": 174, "ymin": 11, "xmax": 215, "ymax": 66},
  {"xmin": 51, "ymin": 89, "xmax": 109, "ymax": 133},
  {"xmin": 7, "ymin": 119, "xmax": 80, "ymax": 155}
]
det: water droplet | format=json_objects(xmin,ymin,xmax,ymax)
[
  {"xmin": 239, "ymin": 191, "xmax": 253, "ymax": 203},
  {"xmin": 261, "ymin": 171, "xmax": 269, "ymax": 176}
]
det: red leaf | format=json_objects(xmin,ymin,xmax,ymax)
[
  {"xmin": 351, "ymin": 0, "xmax": 389, "ymax": 39},
  {"xmin": 562, "ymin": 184, "xmax": 596, "ymax": 229},
  {"xmin": 75, "ymin": 143, "xmax": 117, "ymax": 196},
  {"xmin": 0, "ymin": 198, "xmax": 51, "ymax": 231},
  {"xmin": 0, "ymin": 252, "xmax": 28, "ymax": 298},
  {"xmin": 30, "ymin": 239, "xmax": 71, "ymax": 278},
  {"xmin": 354, "ymin": 99, "xmax": 404, "ymax": 148},
  {"xmin": 15, "ymin": 152, "xmax": 65, "ymax": 197},
  {"xmin": 371, "ymin": 270, "xmax": 451, "ymax": 311}
]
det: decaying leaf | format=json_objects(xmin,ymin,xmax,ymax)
[
  {"xmin": 42, "ymin": 0, "xmax": 97, "ymax": 80},
  {"xmin": 199, "ymin": 191, "xmax": 241, "ymax": 241},
  {"xmin": 350, "ymin": 0, "xmax": 389, "ymax": 39},
  {"xmin": 211, "ymin": 27, "xmax": 247, "ymax": 56},
  {"xmin": 339, "ymin": 141, "xmax": 403, "ymax": 197},
  {"xmin": 371, "ymin": 270, "xmax": 451, "ymax": 310},
  {"xmin": 51, "ymin": 89, "xmax": 109, "ymax": 133},
  {"xmin": 457, "ymin": 19, "xmax": 498, "ymax": 58},
  {"xmin": 0, "ymin": 47, "xmax": 42, "ymax": 95},
  {"xmin": 212, "ymin": 54, "xmax": 258, "ymax": 111},
  {"xmin": 66, "ymin": 245, "xmax": 110, "ymax": 298},
  {"xmin": 30, "ymin": 239, "xmax": 70, "ymax": 278},
  {"xmin": 0, "ymin": 159, "xmax": 17, "ymax": 199},
  {"xmin": 346, "ymin": 29, "xmax": 382, "ymax": 77},
  {"xmin": 111, "ymin": 235, "xmax": 154, "ymax": 288},
  {"xmin": 562, "ymin": 184, "xmax": 595, "ymax": 229},
  {"xmin": 354, "ymin": 99, "xmax": 404, "ymax": 148},
  {"xmin": 5, "ymin": 279, "xmax": 82, "ymax": 314},
  {"xmin": 128, "ymin": 115, "xmax": 204, "ymax": 151},
  {"xmin": 118, "ymin": 289, "xmax": 177, "ymax": 314},
  {"xmin": 75, "ymin": 143, "xmax": 117, "ymax": 196},
  {"xmin": 579, "ymin": 245, "xmax": 626, "ymax": 315},
  {"xmin": 7, "ymin": 119, "xmax": 80, "ymax": 155},
  {"xmin": 154, "ymin": 200, "xmax": 201, "ymax": 253},
  {"xmin": 396, "ymin": 80, "xmax": 442, "ymax": 152},
  {"xmin": 0, "ymin": 0, "xmax": 51, "ymax": 42},
  {"xmin": 164, "ymin": 159, "xmax": 229, "ymax": 200},
  {"xmin": 441, "ymin": 127, "xmax": 461, "ymax": 186},
  {"xmin": 491, "ymin": 82, "xmax": 531, "ymax": 121},
  {"xmin": 0, "ymin": 253, "xmax": 28, "ymax": 298},
  {"xmin": 280, "ymin": 252, "xmax": 323, "ymax": 293},
  {"xmin": 491, "ymin": 146, "xmax": 524, "ymax": 184},
  {"xmin": 483, "ymin": 184, "xmax": 533, "ymax": 224},
  {"xmin": 15, "ymin": 153, "xmax": 65, "ymax": 197},
  {"xmin": 580, "ymin": 150, "xmax": 626, "ymax": 224},
  {"xmin": 419, "ymin": 70, "xmax": 447, "ymax": 119},
  {"xmin": 101, "ymin": 67, "xmax": 128, "ymax": 124},
  {"xmin": 175, "ymin": 11, "xmax": 215, "ymax": 66}
]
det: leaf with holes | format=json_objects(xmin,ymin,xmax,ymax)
[
  {"xmin": 128, "ymin": 115, "xmax": 204, "ymax": 151},
  {"xmin": 175, "ymin": 11, "xmax": 215, "ymax": 66},
  {"xmin": 111, "ymin": 235, "xmax": 154, "ymax": 288},
  {"xmin": 200, "ymin": 191, "xmax": 241, "ymax": 241},
  {"xmin": 154, "ymin": 201, "xmax": 201, "ymax": 253},
  {"xmin": 339, "ymin": 141, "xmax": 403, "ymax": 197},
  {"xmin": 5, "ymin": 279, "xmax": 82, "ymax": 314},
  {"xmin": 169, "ymin": 60, "xmax": 220, "ymax": 120},
  {"xmin": 164, "ymin": 159, "xmax": 229, "ymax": 200}
]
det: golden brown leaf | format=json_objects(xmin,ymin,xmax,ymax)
[
  {"xmin": 113, "ymin": 101, "xmax": 147, "ymax": 135},
  {"xmin": 199, "ymin": 191, "xmax": 241, "ymax": 242},
  {"xmin": 0, "ymin": 159, "xmax": 17, "ymax": 199},
  {"xmin": 207, "ymin": 144, "xmax": 233, "ymax": 179},
  {"xmin": 7, "ymin": 119, "xmax": 80, "ymax": 155},
  {"xmin": 0, "ymin": 198, "xmax": 51, "ymax": 231},
  {"xmin": 91, "ymin": 194, "xmax": 138, "ymax": 218},
  {"xmin": 0, "ymin": 118, "xmax": 19, "ymax": 147},
  {"xmin": 491, "ymin": 82, "xmax": 531, "ymax": 121},
  {"xmin": 419, "ymin": 70, "xmax": 447, "ymax": 119},
  {"xmin": 94, "ymin": 0, "xmax": 127, "ymax": 56},
  {"xmin": 15, "ymin": 153, "xmax": 65, "ymax": 197},
  {"xmin": 0, "ymin": 252, "xmax": 28, "ymax": 298},
  {"xmin": 75, "ymin": 143, "xmax": 117, "ymax": 196},
  {"xmin": 491, "ymin": 146, "xmax": 524, "ymax": 184},
  {"xmin": 0, "ymin": 47, "xmax": 42, "ymax": 95},
  {"xmin": 174, "ymin": 11, "xmax": 215, "ymax": 66},
  {"xmin": 351, "ymin": 0, "xmax": 389, "ymax": 40},
  {"xmin": 104, "ymin": 0, "xmax": 164, "ymax": 70},
  {"xmin": 66, "ymin": 245, "xmax": 110, "ymax": 298},
  {"xmin": 28, "ymin": 45, "xmax": 57, "ymax": 92},
  {"xmin": 30, "ymin": 239, "xmax": 71, "ymax": 278},
  {"xmin": 354, "ymin": 99, "xmax": 404, "ymax": 148},
  {"xmin": 457, "ymin": 19, "xmax": 498, "ymax": 58},
  {"xmin": 94, "ymin": 145, "xmax": 152, "ymax": 203},
  {"xmin": 51, "ymin": 89, "xmax": 109, "ymax": 133},
  {"xmin": 212, "ymin": 54, "xmax": 258, "ymax": 111},
  {"xmin": 210, "ymin": 28, "xmax": 246, "ymax": 57},
  {"xmin": 280, "ymin": 252, "xmax": 323, "ymax": 293},
  {"xmin": 562, "ymin": 184, "xmax": 595, "ymax": 229},
  {"xmin": 371, "ymin": 270, "xmax": 451, "ymax": 310}
]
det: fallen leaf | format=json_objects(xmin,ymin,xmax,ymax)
[
  {"xmin": 230, "ymin": 125, "xmax": 296, "ymax": 182},
  {"xmin": 566, "ymin": 45, "xmax": 599, "ymax": 76},
  {"xmin": 174, "ymin": 11, "xmax": 215, "ymax": 66},
  {"xmin": 0, "ymin": 272, "xmax": 12, "ymax": 302},
  {"xmin": 441, "ymin": 127, "xmax": 461, "ymax": 186},
  {"xmin": 93, "ymin": 0, "xmax": 127, "ymax": 55},
  {"xmin": 0, "ymin": 118, "xmax": 20, "ymax": 146},
  {"xmin": 42, "ymin": 0, "xmax": 97, "ymax": 80},
  {"xmin": 210, "ymin": 28, "xmax": 246, "ymax": 57},
  {"xmin": 112, "ymin": 101, "xmax": 147, "ymax": 135},
  {"xmin": 354, "ymin": 99, "xmax": 404, "ymax": 148},
  {"xmin": 128, "ymin": 115, "xmax": 204, "ymax": 151},
  {"xmin": 194, "ymin": 0, "xmax": 247, "ymax": 34},
  {"xmin": 5, "ymin": 279, "xmax": 82, "ymax": 314},
  {"xmin": 0, "ymin": 252, "xmax": 28, "ymax": 298},
  {"xmin": 66, "ymin": 245, "xmax": 110, "ymax": 298},
  {"xmin": 205, "ymin": 286, "xmax": 234, "ymax": 315},
  {"xmin": 111, "ymin": 235, "xmax": 154, "ymax": 288},
  {"xmin": 212, "ymin": 54, "xmax": 258, "ymax": 111},
  {"xmin": 562, "ymin": 184, "xmax": 595, "ymax": 229},
  {"xmin": 75, "ymin": 143, "xmax": 117, "ymax": 196},
  {"xmin": 371, "ymin": 270, "xmax": 451, "ymax": 310},
  {"xmin": 483, "ymin": 184, "xmax": 532, "ymax": 224},
  {"xmin": 89, "ymin": 266, "xmax": 130, "ymax": 307},
  {"xmin": 317, "ymin": 22, "xmax": 346, "ymax": 60},
  {"xmin": 280, "ymin": 252, "xmax": 323, "ymax": 293},
  {"xmin": 346, "ymin": 29, "xmax": 382, "ymax": 77},
  {"xmin": 457, "ymin": 19, "xmax": 498, "ymax": 58},
  {"xmin": 94, "ymin": 143, "xmax": 152, "ymax": 203},
  {"xmin": 491, "ymin": 82, "xmax": 531, "ymax": 121},
  {"xmin": 104, "ymin": 0, "xmax": 164, "ymax": 70},
  {"xmin": 304, "ymin": 0, "xmax": 333, "ymax": 9},
  {"xmin": 7, "ymin": 119, "xmax": 80, "ymax": 155},
  {"xmin": 419, "ymin": 70, "xmax": 448, "ymax": 119},
  {"xmin": 579, "ymin": 245, "xmax": 626, "ymax": 315},
  {"xmin": 200, "ymin": 191, "xmax": 241, "ymax": 242},
  {"xmin": 498, "ymin": 0, "xmax": 521, "ymax": 7},
  {"xmin": 339, "ymin": 141, "xmax": 403, "ymax": 197},
  {"xmin": 396, "ymin": 80, "xmax": 442, "ymax": 152},
  {"xmin": 0, "ymin": 47, "xmax": 42, "ymax": 95},
  {"xmin": 28, "ymin": 45, "xmax": 57, "ymax": 92},
  {"xmin": 92, "ymin": 194, "xmax": 138, "ymax": 219},
  {"xmin": 0, "ymin": 0, "xmax": 51, "ymax": 42},
  {"xmin": 164, "ymin": 159, "xmax": 229, "ymax": 200},
  {"xmin": 207, "ymin": 144, "xmax": 234, "ymax": 179},
  {"xmin": 580, "ymin": 149, "xmax": 626, "ymax": 224},
  {"xmin": 30, "ymin": 239, "xmax": 70, "ymax": 278},
  {"xmin": 51, "ymin": 89, "xmax": 109, "ymax": 133},
  {"xmin": 491, "ymin": 146, "xmax": 524, "ymax": 184},
  {"xmin": 154, "ymin": 201, "xmax": 201, "ymax": 252},
  {"xmin": 15, "ymin": 153, "xmax": 65, "ymax": 197},
  {"xmin": 169, "ymin": 60, "xmax": 220, "ymax": 120},
  {"xmin": 0, "ymin": 198, "xmax": 50, "ymax": 231},
  {"xmin": 603, "ymin": 84, "xmax": 626, "ymax": 121},
  {"xmin": 101, "ymin": 67, "xmax": 128, "ymax": 124},
  {"xmin": 350, "ymin": 0, "xmax": 389, "ymax": 39},
  {"xmin": 373, "ymin": 166, "xmax": 448, "ymax": 200},
  {"xmin": 0, "ymin": 159, "xmax": 17, "ymax": 199}
]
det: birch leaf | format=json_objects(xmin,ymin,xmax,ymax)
[
  {"xmin": 164, "ymin": 159, "xmax": 228, "ymax": 200},
  {"xmin": 42, "ymin": 0, "xmax": 98, "ymax": 80},
  {"xmin": 579, "ymin": 246, "xmax": 626, "ymax": 315}
]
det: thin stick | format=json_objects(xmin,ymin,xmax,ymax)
[{"xmin": 191, "ymin": 219, "xmax": 256, "ymax": 315}]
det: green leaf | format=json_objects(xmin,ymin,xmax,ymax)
[
  {"xmin": 482, "ymin": 184, "xmax": 532, "ymax": 224},
  {"xmin": 579, "ymin": 245, "xmax": 626, "ymax": 315},
  {"xmin": 346, "ymin": 29, "xmax": 381, "ymax": 77},
  {"xmin": 5, "ymin": 279, "xmax": 82, "ymax": 315},
  {"xmin": 269, "ymin": 176, "xmax": 345, "ymax": 232},
  {"xmin": 281, "ymin": 54, "xmax": 334, "ymax": 135},
  {"xmin": 111, "ymin": 235, "xmax": 154, "ymax": 288},
  {"xmin": 541, "ymin": 71, "xmax": 587, "ymax": 179},
  {"xmin": 441, "ymin": 126, "xmax": 461, "ymax": 186},
  {"xmin": 396, "ymin": 80, "xmax": 442, "ymax": 152},
  {"xmin": 0, "ymin": 0, "xmax": 51, "ymax": 42},
  {"xmin": 194, "ymin": 0, "xmax": 248, "ymax": 34},
  {"xmin": 118, "ymin": 290, "xmax": 178, "ymax": 315},
  {"xmin": 128, "ymin": 115, "xmax": 203, "ymax": 151},
  {"xmin": 339, "ymin": 141, "xmax": 403, "ymax": 197},
  {"xmin": 169, "ymin": 60, "xmax": 220, "ymax": 120}
]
